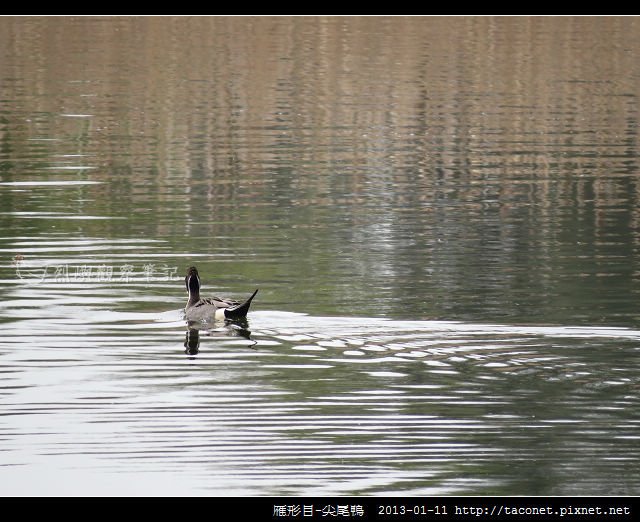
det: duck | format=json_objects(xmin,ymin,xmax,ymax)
[{"xmin": 184, "ymin": 266, "xmax": 258, "ymax": 322}]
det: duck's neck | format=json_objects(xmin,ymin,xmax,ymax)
[
  {"xmin": 187, "ymin": 291, "xmax": 200, "ymax": 308},
  {"xmin": 186, "ymin": 275, "xmax": 201, "ymax": 308}
]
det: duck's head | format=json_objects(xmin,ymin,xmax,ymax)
[{"xmin": 185, "ymin": 266, "xmax": 201, "ymax": 296}]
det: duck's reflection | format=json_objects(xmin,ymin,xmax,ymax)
[
  {"xmin": 184, "ymin": 328, "xmax": 200, "ymax": 355},
  {"xmin": 184, "ymin": 318, "xmax": 254, "ymax": 356}
]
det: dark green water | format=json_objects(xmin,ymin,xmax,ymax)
[{"xmin": 0, "ymin": 16, "xmax": 639, "ymax": 495}]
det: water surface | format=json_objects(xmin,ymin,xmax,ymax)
[{"xmin": 1, "ymin": 16, "xmax": 639, "ymax": 496}]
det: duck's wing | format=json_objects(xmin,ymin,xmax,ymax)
[{"xmin": 194, "ymin": 296, "xmax": 240, "ymax": 309}]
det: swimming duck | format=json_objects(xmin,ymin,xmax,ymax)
[{"xmin": 184, "ymin": 266, "xmax": 258, "ymax": 322}]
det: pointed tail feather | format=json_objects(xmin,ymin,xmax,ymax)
[{"xmin": 224, "ymin": 289, "xmax": 259, "ymax": 319}]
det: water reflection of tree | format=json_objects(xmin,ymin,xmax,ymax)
[{"xmin": 2, "ymin": 16, "xmax": 640, "ymax": 324}]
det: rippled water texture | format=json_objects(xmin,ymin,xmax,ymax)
[{"xmin": 1, "ymin": 16, "xmax": 640, "ymax": 495}]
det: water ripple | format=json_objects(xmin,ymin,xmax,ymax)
[{"xmin": 2, "ymin": 299, "xmax": 638, "ymax": 494}]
